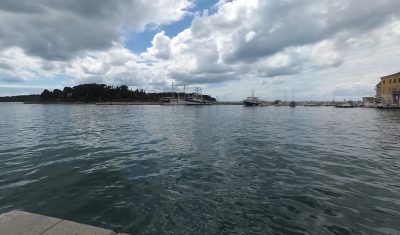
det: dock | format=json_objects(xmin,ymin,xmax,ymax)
[{"xmin": 0, "ymin": 210, "xmax": 130, "ymax": 235}]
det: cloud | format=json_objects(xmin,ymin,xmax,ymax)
[
  {"xmin": 140, "ymin": 0, "xmax": 400, "ymax": 87},
  {"xmin": 1, "ymin": 0, "xmax": 400, "ymax": 100},
  {"xmin": 65, "ymin": 44, "xmax": 168, "ymax": 88},
  {"xmin": 146, "ymin": 31, "xmax": 172, "ymax": 60},
  {"xmin": 0, "ymin": 74, "xmax": 26, "ymax": 83},
  {"xmin": 333, "ymin": 84, "xmax": 374, "ymax": 97},
  {"xmin": 0, "ymin": 0, "xmax": 192, "ymax": 60},
  {"xmin": 0, "ymin": 63, "xmax": 12, "ymax": 70},
  {"xmin": 219, "ymin": 0, "xmax": 400, "ymax": 64}
]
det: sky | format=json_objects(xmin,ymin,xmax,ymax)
[{"xmin": 0, "ymin": 0, "xmax": 400, "ymax": 101}]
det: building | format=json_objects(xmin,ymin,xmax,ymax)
[
  {"xmin": 362, "ymin": 97, "xmax": 376, "ymax": 107},
  {"xmin": 376, "ymin": 72, "xmax": 400, "ymax": 105}
]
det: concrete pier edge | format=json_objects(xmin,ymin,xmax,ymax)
[{"xmin": 0, "ymin": 210, "xmax": 130, "ymax": 235}]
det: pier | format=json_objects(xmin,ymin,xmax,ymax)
[{"xmin": 0, "ymin": 210, "xmax": 129, "ymax": 235}]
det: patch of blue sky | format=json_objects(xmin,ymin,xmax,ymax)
[
  {"xmin": 192, "ymin": 0, "xmax": 220, "ymax": 14},
  {"xmin": 123, "ymin": 0, "xmax": 220, "ymax": 54},
  {"xmin": 122, "ymin": 27, "xmax": 158, "ymax": 54},
  {"xmin": 161, "ymin": 0, "xmax": 220, "ymax": 37},
  {"xmin": 162, "ymin": 14, "xmax": 193, "ymax": 38}
]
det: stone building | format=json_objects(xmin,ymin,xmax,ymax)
[{"xmin": 376, "ymin": 72, "xmax": 400, "ymax": 105}]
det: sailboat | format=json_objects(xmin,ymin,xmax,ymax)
[{"xmin": 159, "ymin": 82, "xmax": 186, "ymax": 105}]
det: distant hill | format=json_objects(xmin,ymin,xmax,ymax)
[{"xmin": 0, "ymin": 84, "xmax": 216, "ymax": 103}]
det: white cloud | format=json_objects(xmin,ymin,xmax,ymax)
[
  {"xmin": 145, "ymin": 31, "xmax": 172, "ymax": 60},
  {"xmin": 1, "ymin": 0, "xmax": 400, "ymax": 100},
  {"xmin": 245, "ymin": 31, "xmax": 257, "ymax": 43}
]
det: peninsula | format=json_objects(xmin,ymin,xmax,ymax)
[{"xmin": 0, "ymin": 84, "xmax": 216, "ymax": 104}]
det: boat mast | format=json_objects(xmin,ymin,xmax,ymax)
[{"xmin": 292, "ymin": 89, "xmax": 295, "ymax": 101}]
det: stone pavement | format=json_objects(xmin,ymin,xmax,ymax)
[{"xmin": 0, "ymin": 210, "xmax": 130, "ymax": 235}]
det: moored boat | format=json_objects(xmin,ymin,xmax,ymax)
[
  {"xmin": 185, "ymin": 87, "xmax": 213, "ymax": 105},
  {"xmin": 159, "ymin": 82, "xmax": 187, "ymax": 105},
  {"xmin": 335, "ymin": 102, "xmax": 356, "ymax": 108},
  {"xmin": 243, "ymin": 89, "xmax": 261, "ymax": 106},
  {"xmin": 243, "ymin": 96, "xmax": 261, "ymax": 106},
  {"xmin": 159, "ymin": 97, "xmax": 186, "ymax": 105}
]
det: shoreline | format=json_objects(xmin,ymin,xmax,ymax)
[{"xmin": 1, "ymin": 101, "xmax": 399, "ymax": 109}]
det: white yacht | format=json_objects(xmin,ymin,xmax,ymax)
[
  {"xmin": 243, "ymin": 90, "xmax": 261, "ymax": 106},
  {"xmin": 243, "ymin": 96, "xmax": 261, "ymax": 106}
]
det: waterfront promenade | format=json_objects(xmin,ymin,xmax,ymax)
[{"xmin": 0, "ymin": 211, "xmax": 129, "ymax": 235}]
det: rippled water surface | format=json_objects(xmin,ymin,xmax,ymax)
[{"xmin": 1, "ymin": 103, "xmax": 400, "ymax": 234}]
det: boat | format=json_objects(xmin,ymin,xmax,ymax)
[
  {"xmin": 304, "ymin": 102, "xmax": 321, "ymax": 107},
  {"xmin": 376, "ymin": 103, "xmax": 400, "ymax": 109},
  {"xmin": 185, "ymin": 87, "xmax": 212, "ymax": 105},
  {"xmin": 159, "ymin": 82, "xmax": 186, "ymax": 105},
  {"xmin": 243, "ymin": 96, "xmax": 261, "ymax": 106},
  {"xmin": 335, "ymin": 102, "xmax": 355, "ymax": 108},
  {"xmin": 159, "ymin": 97, "xmax": 185, "ymax": 105},
  {"xmin": 288, "ymin": 90, "xmax": 296, "ymax": 107},
  {"xmin": 243, "ymin": 90, "xmax": 261, "ymax": 106},
  {"xmin": 272, "ymin": 100, "xmax": 283, "ymax": 106}
]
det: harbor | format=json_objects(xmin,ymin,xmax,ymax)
[{"xmin": 2, "ymin": 72, "xmax": 400, "ymax": 109}]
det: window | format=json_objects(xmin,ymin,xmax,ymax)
[
  {"xmin": 383, "ymin": 80, "xmax": 385, "ymax": 84},
  {"xmin": 390, "ymin": 79, "xmax": 392, "ymax": 84}
]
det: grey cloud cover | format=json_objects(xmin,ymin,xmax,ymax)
[
  {"xmin": 0, "ymin": 0, "xmax": 191, "ymax": 60},
  {"xmin": 151, "ymin": 0, "xmax": 400, "ymax": 87},
  {"xmin": 219, "ymin": 0, "xmax": 400, "ymax": 64},
  {"xmin": 0, "ymin": 74, "xmax": 25, "ymax": 83}
]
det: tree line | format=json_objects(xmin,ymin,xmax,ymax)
[{"xmin": 0, "ymin": 84, "xmax": 216, "ymax": 103}]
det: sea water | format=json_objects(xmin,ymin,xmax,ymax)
[{"xmin": 1, "ymin": 103, "xmax": 400, "ymax": 234}]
